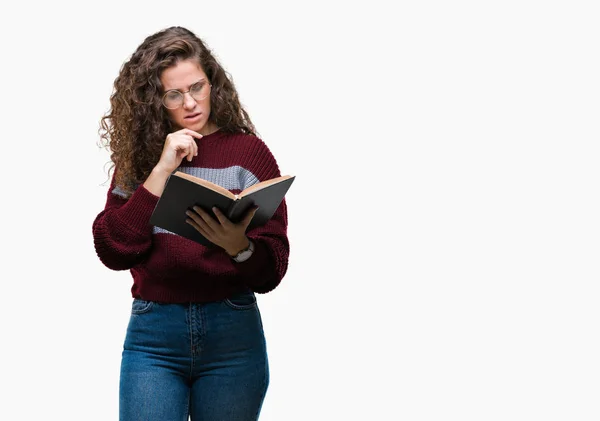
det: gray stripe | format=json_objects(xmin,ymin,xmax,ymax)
[
  {"xmin": 176, "ymin": 166, "xmax": 260, "ymax": 191},
  {"xmin": 153, "ymin": 226, "xmax": 176, "ymax": 235},
  {"xmin": 111, "ymin": 185, "xmax": 132, "ymax": 198},
  {"xmin": 111, "ymin": 166, "xmax": 259, "ymax": 198}
]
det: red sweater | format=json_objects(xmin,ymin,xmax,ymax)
[{"xmin": 92, "ymin": 129, "xmax": 290, "ymax": 303}]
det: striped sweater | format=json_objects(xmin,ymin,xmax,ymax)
[{"xmin": 92, "ymin": 129, "xmax": 290, "ymax": 303}]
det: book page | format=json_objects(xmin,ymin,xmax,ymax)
[
  {"xmin": 239, "ymin": 175, "xmax": 294, "ymax": 198},
  {"xmin": 174, "ymin": 171, "xmax": 236, "ymax": 200}
]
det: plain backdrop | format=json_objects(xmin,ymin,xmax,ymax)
[{"xmin": 1, "ymin": 1, "xmax": 599, "ymax": 420}]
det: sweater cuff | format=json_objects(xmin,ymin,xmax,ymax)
[
  {"xmin": 233, "ymin": 237, "xmax": 271, "ymax": 287},
  {"xmin": 118, "ymin": 184, "xmax": 160, "ymax": 234}
]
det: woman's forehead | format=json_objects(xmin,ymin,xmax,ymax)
[{"xmin": 160, "ymin": 60, "xmax": 207, "ymax": 90}]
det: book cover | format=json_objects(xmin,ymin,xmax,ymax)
[{"xmin": 149, "ymin": 171, "xmax": 295, "ymax": 246}]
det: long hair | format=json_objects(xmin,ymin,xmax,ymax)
[{"xmin": 98, "ymin": 26, "xmax": 257, "ymax": 197}]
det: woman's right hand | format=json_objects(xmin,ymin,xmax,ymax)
[{"xmin": 155, "ymin": 128, "xmax": 203, "ymax": 173}]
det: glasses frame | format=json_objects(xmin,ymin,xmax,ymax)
[{"xmin": 162, "ymin": 80, "xmax": 213, "ymax": 110}]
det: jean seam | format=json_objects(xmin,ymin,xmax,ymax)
[{"xmin": 187, "ymin": 302, "xmax": 194, "ymax": 382}]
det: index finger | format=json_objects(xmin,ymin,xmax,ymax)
[{"xmin": 181, "ymin": 128, "xmax": 204, "ymax": 139}]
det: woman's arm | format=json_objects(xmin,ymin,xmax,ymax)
[
  {"xmin": 231, "ymin": 138, "xmax": 291, "ymax": 293},
  {"xmin": 92, "ymin": 169, "xmax": 161, "ymax": 270}
]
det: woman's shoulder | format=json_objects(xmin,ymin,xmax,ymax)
[
  {"xmin": 222, "ymin": 129, "xmax": 263, "ymax": 142},
  {"xmin": 220, "ymin": 130, "xmax": 271, "ymax": 152}
]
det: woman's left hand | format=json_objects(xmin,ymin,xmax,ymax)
[{"xmin": 185, "ymin": 205, "xmax": 259, "ymax": 256}]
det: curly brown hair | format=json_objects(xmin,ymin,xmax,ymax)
[{"xmin": 98, "ymin": 26, "xmax": 258, "ymax": 197}]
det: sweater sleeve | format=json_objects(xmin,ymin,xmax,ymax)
[
  {"xmin": 92, "ymin": 169, "xmax": 160, "ymax": 271},
  {"xmin": 232, "ymin": 138, "xmax": 290, "ymax": 294}
]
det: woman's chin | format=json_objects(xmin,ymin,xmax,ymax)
[
  {"xmin": 174, "ymin": 118, "xmax": 213, "ymax": 134},
  {"xmin": 181, "ymin": 120, "xmax": 204, "ymax": 131}
]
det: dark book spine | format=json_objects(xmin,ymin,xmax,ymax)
[{"xmin": 227, "ymin": 199, "xmax": 240, "ymax": 220}]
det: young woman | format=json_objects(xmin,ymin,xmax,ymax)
[{"xmin": 92, "ymin": 26, "xmax": 290, "ymax": 421}]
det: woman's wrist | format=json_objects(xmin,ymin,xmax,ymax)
[
  {"xmin": 226, "ymin": 237, "xmax": 251, "ymax": 257},
  {"xmin": 143, "ymin": 166, "xmax": 172, "ymax": 197}
]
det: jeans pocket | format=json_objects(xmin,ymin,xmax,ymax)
[
  {"xmin": 224, "ymin": 290, "xmax": 257, "ymax": 310},
  {"xmin": 131, "ymin": 298, "xmax": 154, "ymax": 314}
]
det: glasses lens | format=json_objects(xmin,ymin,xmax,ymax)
[
  {"xmin": 163, "ymin": 91, "xmax": 183, "ymax": 109},
  {"xmin": 191, "ymin": 82, "xmax": 210, "ymax": 101}
]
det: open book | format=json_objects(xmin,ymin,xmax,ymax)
[{"xmin": 149, "ymin": 171, "xmax": 295, "ymax": 246}]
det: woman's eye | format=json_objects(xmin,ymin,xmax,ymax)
[{"xmin": 191, "ymin": 83, "xmax": 204, "ymax": 93}]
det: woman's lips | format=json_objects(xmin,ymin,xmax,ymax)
[{"xmin": 185, "ymin": 113, "xmax": 201, "ymax": 120}]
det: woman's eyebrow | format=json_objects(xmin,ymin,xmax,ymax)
[{"xmin": 165, "ymin": 78, "xmax": 205, "ymax": 92}]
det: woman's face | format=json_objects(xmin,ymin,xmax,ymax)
[{"xmin": 160, "ymin": 59, "xmax": 217, "ymax": 136}]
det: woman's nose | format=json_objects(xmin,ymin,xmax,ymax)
[{"xmin": 183, "ymin": 92, "xmax": 197, "ymax": 108}]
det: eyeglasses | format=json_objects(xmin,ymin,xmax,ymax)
[{"xmin": 162, "ymin": 80, "xmax": 212, "ymax": 109}]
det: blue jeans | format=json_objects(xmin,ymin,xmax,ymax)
[{"xmin": 119, "ymin": 290, "xmax": 269, "ymax": 421}]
